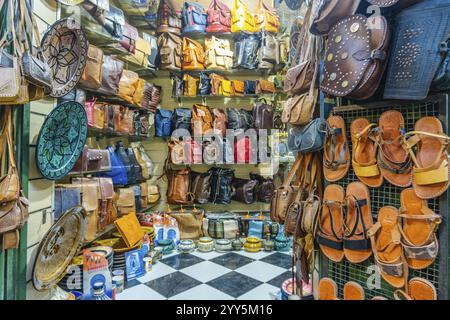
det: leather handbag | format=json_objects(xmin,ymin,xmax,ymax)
[
  {"xmin": 71, "ymin": 146, "xmax": 104, "ymax": 173},
  {"xmin": 158, "ymin": 32, "xmax": 183, "ymax": 70},
  {"xmin": 209, "ymin": 167, "xmax": 235, "ymax": 204},
  {"xmin": 199, "ymin": 73, "xmax": 212, "ymax": 96},
  {"xmin": 384, "ymin": 0, "xmax": 450, "ymax": 100},
  {"xmin": 157, "ymin": 0, "xmax": 182, "ymax": 34},
  {"xmin": 232, "ymin": 80, "xmax": 245, "ymax": 96},
  {"xmin": 98, "ymin": 55, "xmax": 124, "ymax": 96},
  {"xmin": 212, "ymin": 108, "xmax": 227, "ymax": 136},
  {"xmin": 206, "ymin": 0, "xmax": 232, "ymax": 33},
  {"xmin": 118, "ymin": 70, "xmax": 139, "ymax": 104},
  {"xmin": 256, "ymin": 80, "xmax": 276, "ymax": 94},
  {"xmin": 253, "ymin": 99, "xmax": 274, "ymax": 130},
  {"xmin": 131, "ymin": 142, "xmax": 154, "ymax": 179},
  {"xmin": 232, "ymin": 178, "xmax": 258, "ymax": 204},
  {"xmin": 205, "ymin": 36, "xmax": 233, "ymax": 70},
  {"xmin": 169, "ymin": 139, "xmax": 188, "ymax": 165},
  {"xmin": 282, "ymin": 90, "xmax": 318, "ymax": 126},
  {"xmin": 142, "ymin": 33, "xmax": 159, "ymax": 69},
  {"xmin": 244, "ymin": 80, "xmax": 257, "ymax": 95},
  {"xmin": 119, "ymin": 22, "xmax": 138, "ymax": 54},
  {"xmin": 170, "ymin": 209, "xmax": 205, "ymax": 240},
  {"xmin": 148, "ymin": 185, "xmax": 160, "ymax": 204},
  {"xmin": 183, "ymin": 37, "xmax": 206, "ymax": 70},
  {"xmin": 227, "ymin": 108, "xmax": 253, "ymax": 131},
  {"xmin": 192, "ymin": 104, "xmax": 213, "ymax": 135},
  {"xmin": 321, "ymin": 15, "xmax": 390, "ymax": 100},
  {"xmin": 310, "ymin": 0, "xmax": 361, "ymax": 36},
  {"xmin": 183, "ymin": 74, "xmax": 199, "ymax": 97},
  {"xmin": 259, "ymin": 32, "xmax": 279, "ymax": 70},
  {"xmin": 288, "ymin": 118, "xmax": 328, "ymax": 154},
  {"xmin": 79, "ymin": 45, "xmax": 104, "ymax": 90},
  {"xmin": 172, "ymin": 73, "xmax": 184, "ymax": 97},
  {"xmin": 219, "ymin": 79, "xmax": 234, "ymax": 96},
  {"xmin": 155, "ymin": 109, "xmax": 174, "ymax": 137},
  {"xmin": 166, "ymin": 168, "xmax": 192, "ymax": 204},
  {"xmin": 234, "ymin": 33, "xmax": 261, "ymax": 70},
  {"xmin": 116, "ymin": 141, "xmax": 135, "ymax": 184},
  {"xmin": 255, "ymin": 0, "xmax": 280, "ymax": 33},
  {"xmin": 190, "ymin": 171, "xmax": 212, "ymax": 204},
  {"xmin": 172, "ymin": 108, "xmax": 193, "ymax": 134},
  {"xmin": 103, "ymin": 5, "xmax": 125, "ymax": 39},
  {"xmin": 250, "ymin": 173, "xmax": 275, "ymax": 203},
  {"xmin": 127, "ymin": 147, "xmax": 145, "ymax": 182},
  {"xmin": 133, "ymin": 79, "xmax": 146, "ymax": 107},
  {"xmin": 231, "ymin": 0, "xmax": 257, "ymax": 33},
  {"xmin": 114, "ymin": 212, "xmax": 144, "ymax": 247},
  {"xmin": 128, "ymin": 37, "xmax": 151, "ymax": 67},
  {"xmin": 101, "ymin": 145, "xmax": 128, "ymax": 186},
  {"xmin": 115, "ymin": 106, "xmax": 134, "ymax": 134},
  {"xmin": 115, "ymin": 187, "xmax": 137, "ymax": 216},
  {"xmin": 210, "ymin": 73, "xmax": 225, "ymax": 96},
  {"xmin": 182, "ymin": 2, "xmax": 208, "ymax": 33}
]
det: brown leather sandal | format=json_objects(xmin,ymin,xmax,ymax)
[
  {"xmin": 344, "ymin": 182, "xmax": 373, "ymax": 264},
  {"xmin": 399, "ymin": 188, "xmax": 441, "ymax": 270},
  {"xmin": 377, "ymin": 110, "xmax": 412, "ymax": 187},
  {"xmin": 317, "ymin": 184, "xmax": 345, "ymax": 263},
  {"xmin": 351, "ymin": 118, "xmax": 384, "ymax": 188},
  {"xmin": 343, "ymin": 281, "xmax": 365, "ymax": 300},
  {"xmin": 402, "ymin": 117, "xmax": 450, "ymax": 199},
  {"xmin": 367, "ymin": 206, "xmax": 407, "ymax": 288},
  {"xmin": 318, "ymin": 277, "xmax": 339, "ymax": 300},
  {"xmin": 324, "ymin": 115, "xmax": 350, "ymax": 182},
  {"xmin": 394, "ymin": 277, "xmax": 437, "ymax": 300}
]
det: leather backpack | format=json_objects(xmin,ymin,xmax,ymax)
[
  {"xmin": 158, "ymin": 32, "xmax": 183, "ymax": 70},
  {"xmin": 250, "ymin": 173, "xmax": 275, "ymax": 203},
  {"xmin": 191, "ymin": 171, "xmax": 212, "ymax": 204},
  {"xmin": 227, "ymin": 108, "xmax": 253, "ymax": 131},
  {"xmin": 232, "ymin": 178, "xmax": 258, "ymax": 204},
  {"xmin": 255, "ymin": 0, "xmax": 280, "ymax": 33},
  {"xmin": 192, "ymin": 104, "xmax": 213, "ymax": 135},
  {"xmin": 172, "ymin": 73, "xmax": 184, "ymax": 97},
  {"xmin": 115, "ymin": 141, "xmax": 135, "ymax": 185},
  {"xmin": 127, "ymin": 147, "xmax": 145, "ymax": 182},
  {"xmin": 209, "ymin": 168, "xmax": 235, "ymax": 204},
  {"xmin": 231, "ymin": 0, "xmax": 257, "ymax": 33},
  {"xmin": 155, "ymin": 109, "xmax": 174, "ymax": 138},
  {"xmin": 79, "ymin": 44, "xmax": 103, "ymax": 90},
  {"xmin": 101, "ymin": 145, "xmax": 128, "ymax": 186},
  {"xmin": 253, "ymin": 99, "xmax": 274, "ymax": 131},
  {"xmin": 98, "ymin": 55, "xmax": 124, "ymax": 96},
  {"xmin": 212, "ymin": 108, "xmax": 227, "ymax": 136},
  {"xmin": 259, "ymin": 32, "xmax": 279, "ymax": 69},
  {"xmin": 210, "ymin": 73, "xmax": 226, "ymax": 95},
  {"xmin": 182, "ymin": 2, "xmax": 208, "ymax": 33},
  {"xmin": 234, "ymin": 33, "xmax": 261, "ymax": 70},
  {"xmin": 205, "ymin": 36, "xmax": 233, "ymax": 70},
  {"xmin": 183, "ymin": 74, "xmax": 199, "ymax": 97},
  {"xmin": 166, "ymin": 168, "xmax": 192, "ymax": 204},
  {"xmin": 206, "ymin": 0, "xmax": 232, "ymax": 33},
  {"xmin": 183, "ymin": 37, "xmax": 206, "ymax": 70},
  {"xmin": 199, "ymin": 73, "xmax": 212, "ymax": 96},
  {"xmin": 172, "ymin": 108, "xmax": 193, "ymax": 134},
  {"xmin": 157, "ymin": 0, "xmax": 182, "ymax": 34}
]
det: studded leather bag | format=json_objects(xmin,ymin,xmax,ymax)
[
  {"xmin": 182, "ymin": 2, "xmax": 208, "ymax": 33},
  {"xmin": 321, "ymin": 15, "xmax": 390, "ymax": 100},
  {"xmin": 205, "ymin": 36, "xmax": 233, "ymax": 70},
  {"xmin": 158, "ymin": 32, "xmax": 183, "ymax": 70},
  {"xmin": 183, "ymin": 37, "xmax": 206, "ymax": 70},
  {"xmin": 206, "ymin": 0, "xmax": 232, "ymax": 33},
  {"xmin": 157, "ymin": 0, "xmax": 182, "ymax": 34}
]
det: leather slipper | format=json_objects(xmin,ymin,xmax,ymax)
[
  {"xmin": 351, "ymin": 118, "xmax": 384, "ymax": 188},
  {"xmin": 399, "ymin": 188, "xmax": 441, "ymax": 270},
  {"xmin": 318, "ymin": 278, "xmax": 339, "ymax": 300},
  {"xmin": 344, "ymin": 181, "xmax": 373, "ymax": 264},
  {"xmin": 402, "ymin": 116, "xmax": 450, "ymax": 199},
  {"xmin": 377, "ymin": 110, "xmax": 412, "ymax": 187},
  {"xmin": 394, "ymin": 277, "xmax": 437, "ymax": 300},
  {"xmin": 343, "ymin": 281, "xmax": 365, "ymax": 300},
  {"xmin": 367, "ymin": 206, "xmax": 407, "ymax": 288},
  {"xmin": 324, "ymin": 115, "xmax": 350, "ymax": 182},
  {"xmin": 317, "ymin": 184, "xmax": 345, "ymax": 263}
]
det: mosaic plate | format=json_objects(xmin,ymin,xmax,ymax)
[{"xmin": 36, "ymin": 101, "xmax": 88, "ymax": 180}]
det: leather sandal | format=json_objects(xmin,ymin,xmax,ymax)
[
  {"xmin": 324, "ymin": 115, "xmax": 350, "ymax": 182},
  {"xmin": 318, "ymin": 277, "xmax": 339, "ymax": 300},
  {"xmin": 376, "ymin": 110, "xmax": 412, "ymax": 187},
  {"xmin": 394, "ymin": 277, "xmax": 437, "ymax": 300},
  {"xmin": 402, "ymin": 116, "xmax": 450, "ymax": 199},
  {"xmin": 351, "ymin": 118, "xmax": 384, "ymax": 188},
  {"xmin": 343, "ymin": 281, "xmax": 365, "ymax": 300},
  {"xmin": 367, "ymin": 206, "xmax": 407, "ymax": 288},
  {"xmin": 343, "ymin": 182, "xmax": 373, "ymax": 264},
  {"xmin": 399, "ymin": 188, "xmax": 441, "ymax": 270},
  {"xmin": 317, "ymin": 184, "xmax": 345, "ymax": 263}
]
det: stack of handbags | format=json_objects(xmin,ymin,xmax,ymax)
[
  {"xmin": 158, "ymin": 33, "xmax": 183, "ymax": 70},
  {"xmin": 157, "ymin": 0, "xmax": 182, "ymax": 34},
  {"xmin": 206, "ymin": 0, "xmax": 231, "ymax": 33},
  {"xmin": 182, "ymin": 2, "xmax": 208, "ymax": 33},
  {"xmin": 183, "ymin": 37, "xmax": 206, "ymax": 70}
]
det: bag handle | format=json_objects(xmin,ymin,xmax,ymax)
[{"xmin": 282, "ymin": 153, "xmax": 303, "ymax": 188}]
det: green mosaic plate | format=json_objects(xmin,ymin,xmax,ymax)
[{"xmin": 36, "ymin": 101, "xmax": 88, "ymax": 180}]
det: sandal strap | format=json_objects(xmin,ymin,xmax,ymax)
[
  {"xmin": 317, "ymin": 234, "xmax": 343, "ymax": 250},
  {"xmin": 413, "ymin": 161, "xmax": 449, "ymax": 186},
  {"xmin": 344, "ymin": 196, "xmax": 368, "ymax": 238},
  {"xmin": 375, "ymin": 256, "xmax": 405, "ymax": 277},
  {"xmin": 318, "ymin": 200, "xmax": 344, "ymax": 241},
  {"xmin": 352, "ymin": 124, "xmax": 380, "ymax": 173},
  {"xmin": 401, "ymin": 239, "xmax": 438, "ymax": 261},
  {"xmin": 394, "ymin": 290, "xmax": 413, "ymax": 300},
  {"xmin": 324, "ymin": 127, "xmax": 349, "ymax": 170},
  {"xmin": 398, "ymin": 209, "xmax": 441, "ymax": 248},
  {"xmin": 377, "ymin": 150, "xmax": 412, "ymax": 175}
]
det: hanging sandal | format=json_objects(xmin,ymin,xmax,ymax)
[
  {"xmin": 394, "ymin": 277, "xmax": 437, "ymax": 300},
  {"xmin": 318, "ymin": 277, "xmax": 339, "ymax": 300},
  {"xmin": 376, "ymin": 110, "xmax": 412, "ymax": 187},
  {"xmin": 367, "ymin": 206, "xmax": 407, "ymax": 289},
  {"xmin": 343, "ymin": 281, "xmax": 365, "ymax": 300},
  {"xmin": 323, "ymin": 115, "xmax": 350, "ymax": 182},
  {"xmin": 317, "ymin": 184, "xmax": 345, "ymax": 263},
  {"xmin": 402, "ymin": 116, "xmax": 450, "ymax": 199},
  {"xmin": 351, "ymin": 118, "xmax": 384, "ymax": 188},
  {"xmin": 343, "ymin": 182, "xmax": 373, "ymax": 264},
  {"xmin": 399, "ymin": 188, "xmax": 441, "ymax": 270}
]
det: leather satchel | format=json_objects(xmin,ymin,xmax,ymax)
[
  {"xmin": 282, "ymin": 90, "xmax": 318, "ymax": 126},
  {"xmin": 192, "ymin": 104, "xmax": 213, "ymax": 135},
  {"xmin": 199, "ymin": 73, "xmax": 212, "ymax": 96},
  {"xmin": 219, "ymin": 79, "xmax": 234, "ymax": 96},
  {"xmin": 118, "ymin": 70, "xmax": 139, "ymax": 104},
  {"xmin": 209, "ymin": 167, "xmax": 234, "ymax": 204},
  {"xmin": 182, "ymin": 2, "xmax": 208, "ymax": 33},
  {"xmin": 253, "ymin": 99, "xmax": 274, "ymax": 131},
  {"xmin": 256, "ymin": 80, "xmax": 276, "ymax": 94},
  {"xmin": 250, "ymin": 173, "xmax": 275, "ymax": 203},
  {"xmin": 79, "ymin": 45, "xmax": 104, "ymax": 90},
  {"xmin": 183, "ymin": 37, "xmax": 206, "ymax": 70},
  {"xmin": 205, "ymin": 37, "xmax": 233, "ymax": 70},
  {"xmin": 158, "ymin": 32, "xmax": 183, "ymax": 70},
  {"xmin": 170, "ymin": 209, "xmax": 205, "ymax": 240},
  {"xmin": 119, "ymin": 22, "xmax": 138, "ymax": 54},
  {"xmin": 210, "ymin": 73, "xmax": 225, "ymax": 96},
  {"xmin": 190, "ymin": 171, "xmax": 212, "ymax": 204},
  {"xmin": 255, "ymin": 0, "xmax": 280, "ymax": 33},
  {"xmin": 232, "ymin": 178, "xmax": 258, "ymax": 204},
  {"xmin": 212, "ymin": 108, "xmax": 227, "ymax": 136},
  {"xmin": 234, "ymin": 33, "xmax": 261, "ymax": 70},
  {"xmin": 259, "ymin": 32, "xmax": 279, "ymax": 70},
  {"xmin": 167, "ymin": 168, "xmax": 192, "ymax": 204},
  {"xmin": 115, "ymin": 187, "xmax": 137, "ymax": 216},
  {"xmin": 321, "ymin": 15, "xmax": 390, "ymax": 100},
  {"xmin": 183, "ymin": 74, "xmax": 199, "ymax": 97},
  {"xmin": 231, "ymin": 0, "xmax": 257, "ymax": 33},
  {"xmin": 98, "ymin": 55, "xmax": 124, "ymax": 96},
  {"xmin": 157, "ymin": 0, "xmax": 182, "ymax": 34},
  {"xmin": 206, "ymin": 0, "xmax": 232, "ymax": 33},
  {"xmin": 172, "ymin": 108, "xmax": 193, "ymax": 134},
  {"xmin": 71, "ymin": 146, "xmax": 104, "ymax": 173},
  {"xmin": 155, "ymin": 109, "xmax": 174, "ymax": 137},
  {"xmin": 227, "ymin": 108, "xmax": 253, "ymax": 131},
  {"xmin": 232, "ymin": 80, "xmax": 245, "ymax": 96},
  {"xmin": 288, "ymin": 118, "xmax": 328, "ymax": 154}
]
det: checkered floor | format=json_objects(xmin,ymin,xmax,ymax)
[{"xmin": 117, "ymin": 250, "xmax": 293, "ymax": 300}]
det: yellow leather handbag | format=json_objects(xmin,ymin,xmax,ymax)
[
  {"xmin": 231, "ymin": 0, "xmax": 257, "ymax": 33},
  {"xmin": 114, "ymin": 212, "xmax": 145, "ymax": 248},
  {"xmin": 219, "ymin": 79, "xmax": 235, "ymax": 96},
  {"xmin": 133, "ymin": 79, "xmax": 146, "ymax": 107},
  {"xmin": 184, "ymin": 74, "xmax": 199, "ymax": 97},
  {"xmin": 255, "ymin": 0, "xmax": 280, "ymax": 33},
  {"xmin": 118, "ymin": 70, "xmax": 139, "ymax": 104},
  {"xmin": 183, "ymin": 37, "xmax": 206, "ymax": 70},
  {"xmin": 124, "ymin": 37, "xmax": 151, "ymax": 67}
]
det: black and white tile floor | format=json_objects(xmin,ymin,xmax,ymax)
[{"xmin": 117, "ymin": 250, "xmax": 293, "ymax": 300}]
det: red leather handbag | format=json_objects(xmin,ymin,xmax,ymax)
[
  {"xmin": 235, "ymin": 137, "xmax": 253, "ymax": 164},
  {"xmin": 206, "ymin": 0, "xmax": 232, "ymax": 33}
]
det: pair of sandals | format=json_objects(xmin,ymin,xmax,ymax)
[
  {"xmin": 367, "ymin": 188, "xmax": 441, "ymax": 289},
  {"xmin": 317, "ymin": 181, "xmax": 373, "ymax": 264}
]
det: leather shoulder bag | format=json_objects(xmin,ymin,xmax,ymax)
[
  {"xmin": 231, "ymin": 0, "xmax": 257, "ymax": 33},
  {"xmin": 205, "ymin": 36, "xmax": 233, "ymax": 70},
  {"xmin": 253, "ymin": 99, "xmax": 274, "ymax": 131},
  {"xmin": 192, "ymin": 104, "xmax": 213, "ymax": 135},
  {"xmin": 158, "ymin": 32, "xmax": 182, "ymax": 70},
  {"xmin": 98, "ymin": 55, "xmax": 124, "ymax": 96},
  {"xmin": 157, "ymin": 0, "xmax": 182, "ymax": 34},
  {"xmin": 259, "ymin": 31, "xmax": 279, "ymax": 70},
  {"xmin": 191, "ymin": 171, "xmax": 212, "ymax": 204},
  {"xmin": 183, "ymin": 37, "xmax": 206, "ymax": 70},
  {"xmin": 166, "ymin": 167, "xmax": 193, "ymax": 204},
  {"xmin": 79, "ymin": 44, "xmax": 104, "ymax": 90},
  {"xmin": 206, "ymin": 0, "xmax": 232, "ymax": 33},
  {"xmin": 182, "ymin": 2, "xmax": 208, "ymax": 33},
  {"xmin": 255, "ymin": 0, "xmax": 280, "ymax": 33}
]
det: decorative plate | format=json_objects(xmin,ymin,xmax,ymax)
[
  {"xmin": 36, "ymin": 101, "xmax": 88, "ymax": 180},
  {"xmin": 32, "ymin": 207, "xmax": 87, "ymax": 291},
  {"xmin": 41, "ymin": 18, "xmax": 88, "ymax": 98}
]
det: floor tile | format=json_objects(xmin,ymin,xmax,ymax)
[
  {"xmin": 234, "ymin": 250, "xmax": 274, "ymax": 260},
  {"xmin": 180, "ymin": 261, "xmax": 231, "ymax": 283},
  {"xmin": 260, "ymin": 252, "xmax": 292, "ymax": 269},
  {"xmin": 237, "ymin": 283, "xmax": 279, "ymax": 300},
  {"xmin": 137, "ymin": 262, "xmax": 177, "ymax": 284},
  {"xmin": 116, "ymin": 284, "xmax": 166, "ymax": 300},
  {"xmin": 209, "ymin": 252, "xmax": 255, "ymax": 270},
  {"xmin": 170, "ymin": 284, "xmax": 235, "ymax": 300},
  {"xmin": 266, "ymin": 271, "xmax": 292, "ymax": 289},
  {"xmin": 124, "ymin": 279, "xmax": 141, "ymax": 290},
  {"xmin": 190, "ymin": 250, "xmax": 225, "ymax": 260},
  {"xmin": 235, "ymin": 261, "xmax": 286, "ymax": 282},
  {"xmin": 145, "ymin": 271, "xmax": 202, "ymax": 298},
  {"xmin": 160, "ymin": 253, "xmax": 205, "ymax": 270},
  {"xmin": 206, "ymin": 272, "xmax": 263, "ymax": 298}
]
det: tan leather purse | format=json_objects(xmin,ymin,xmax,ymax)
[
  {"xmin": 158, "ymin": 32, "xmax": 183, "ymax": 70},
  {"xmin": 183, "ymin": 37, "xmax": 206, "ymax": 70},
  {"xmin": 170, "ymin": 210, "xmax": 205, "ymax": 240},
  {"xmin": 210, "ymin": 73, "xmax": 225, "ymax": 96},
  {"xmin": 281, "ymin": 90, "xmax": 318, "ymax": 126},
  {"xmin": 115, "ymin": 187, "xmax": 136, "ymax": 216},
  {"xmin": 183, "ymin": 74, "xmax": 199, "ymax": 97},
  {"xmin": 192, "ymin": 104, "xmax": 213, "ymax": 135},
  {"xmin": 232, "ymin": 80, "xmax": 245, "ymax": 96},
  {"xmin": 118, "ymin": 70, "xmax": 139, "ymax": 104},
  {"xmin": 256, "ymin": 80, "xmax": 276, "ymax": 94},
  {"xmin": 205, "ymin": 36, "xmax": 233, "ymax": 70},
  {"xmin": 148, "ymin": 185, "xmax": 160, "ymax": 204},
  {"xmin": 115, "ymin": 105, "xmax": 134, "ymax": 134},
  {"xmin": 114, "ymin": 213, "xmax": 144, "ymax": 248},
  {"xmin": 93, "ymin": 102, "xmax": 106, "ymax": 130},
  {"xmin": 79, "ymin": 44, "xmax": 103, "ymax": 90}
]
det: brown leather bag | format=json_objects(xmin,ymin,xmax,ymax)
[
  {"xmin": 192, "ymin": 104, "xmax": 213, "ymax": 135},
  {"xmin": 190, "ymin": 171, "xmax": 212, "ymax": 204},
  {"xmin": 166, "ymin": 168, "xmax": 192, "ymax": 204},
  {"xmin": 158, "ymin": 32, "xmax": 182, "ymax": 70},
  {"xmin": 210, "ymin": 73, "xmax": 225, "ymax": 96},
  {"xmin": 310, "ymin": 0, "xmax": 361, "ymax": 36},
  {"xmin": 118, "ymin": 70, "xmax": 139, "ymax": 104},
  {"xmin": 71, "ymin": 146, "xmax": 103, "ymax": 173},
  {"xmin": 183, "ymin": 37, "xmax": 206, "ymax": 70},
  {"xmin": 232, "ymin": 80, "xmax": 245, "ymax": 96},
  {"xmin": 170, "ymin": 210, "xmax": 205, "ymax": 240},
  {"xmin": 168, "ymin": 140, "xmax": 187, "ymax": 165},
  {"xmin": 115, "ymin": 187, "xmax": 136, "ymax": 216},
  {"xmin": 115, "ymin": 105, "xmax": 134, "ymax": 134},
  {"xmin": 133, "ymin": 79, "xmax": 146, "ymax": 107},
  {"xmin": 281, "ymin": 90, "xmax": 318, "ymax": 126},
  {"xmin": 183, "ymin": 74, "xmax": 199, "ymax": 97},
  {"xmin": 212, "ymin": 108, "xmax": 227, "ymax": 136},
  {"xmin": 256, "ymin": 80, "xmax": 276, "ymax": 94},
  {"xmin": 140, "ymin": 182, "xmax": 149, "ymax": 208},
  {"xmin": 157, "ymin": 0, "xmax": 182, "ymax": 34},
  {"xmin": 79, "ymin": 44, "xmax": 103, "ymax": 90},
  {"xmin": 98, "ymin": 55, "xmax": 124, "ymax": 96}
]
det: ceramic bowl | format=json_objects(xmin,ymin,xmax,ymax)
[
  {"xmin": 215, "ymin": 239, "xmax": 232, "ymax": 253},
  {"xmin": 178, "ymin": 240, "xmax": 196, "ymax": 254},
  {"xmin": 197, "ymin": 237, "xmax": 214, "ymax": 252},
  {"xmin": 244, "ymin": 237, "xmax": 262, "ymax": 253}
]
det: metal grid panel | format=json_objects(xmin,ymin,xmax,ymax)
[{"xmin": 321, "ymin": 96, "xmax": 447, "ymax": 300}]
